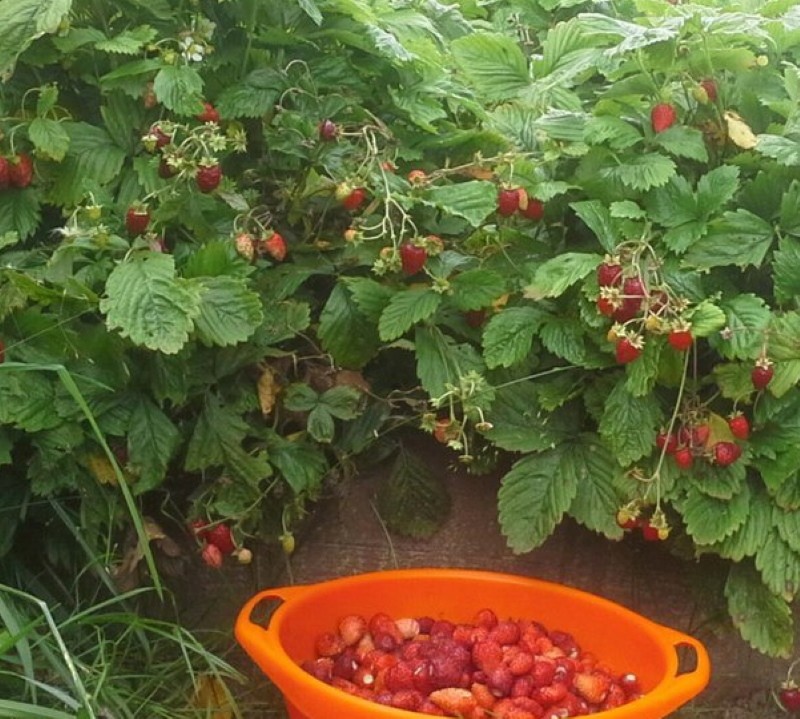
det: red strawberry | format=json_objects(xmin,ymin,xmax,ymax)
[
  {"xmin": 0, "ymin": 157, "xmax": 9, "ymax": 190},
  {"xmin": 318, "ymin": 119, "xmax": 337, "ymax": 141},
  {"xmin": 261, "ymin": 231, "xmax": 287, "ymax": 261},
  {"xmin": 315, "ymin": 631, "xmax": 346, "ymax": 657},
  {"xmin": 673, "ymin": 446, "xmax": 693, "ymax": 470},
  {"xmin": 520, "ymin": 197, "xmax": 544, "ymax": 221},
  {"xmin": 623, "ymin": 276, "xmax": 646, "ymax": 300},
  {"xmin": 651, "ymin": 103, "xmax": 677, "ymax": 133},
  {"xmin": 779, "ymin": 684, "xmax": 800, "ymax": 712},
  {"xmin": 407, "ymin": 169, "xmax": 427, "ymax": 185},
  {"xmin": 125, "ymin": 206, "xmax": 150, "ymax": 235},
  {"xmin": 596, "ymin": 297, "xmax": 617, "ymax": 317},
  {"xmin": 597, "ymin": 262, "xmax": 622, "ymax": 288},
  {"xmin": 196, "ymin": 162, "xmax": 222, "ymax": 192},
  {"xmin": 668, "ymin": 328, "xmax": 693, "ymax": 351},
  {"xmin": 158, "ymin": 159, "xmax": 177, "ymax": 178},
  {"xmin": 8, "ymin": 153, "xmax": 34, "ymax": 188},
  {"xmin": 0, "ymin": 339, "xmax": 5, "ymax": 364},
  {"xmin": 714, "ymin": 441, "xmax": 742, "ymax": 467},
  {"xmin": 465, "ymin": 309, "xmax": 487, "ymax": 328},
  {"xmin": 692, "ymin": 424, "xmax": 710, "ymax": 447},
  {"xmin": 656, "ymin": 431, "xmax": 678, "ymax": 454},
  {"xmin": 201, "ymin": 542, "xmax": 223, "ymax": 568},
  {"xmin": 728, "ymin": 414, "xmax": 750, "ymax": 441},
  {"xmin": 342, "ymin": 187, "xmax": 367, "ymax": 211},
  {"xmin": 400, "ymin": 242, "xmax": 427, "ymax": 275},
  {"xmin": 338, "ymin": 615, "xmax": 367, "ymax": 646},
  {"xmin": 640, "ymin": 522, "xmax": 667, "ymax": 541},
  {"xmin": 197, "ymin": 102, "xmax": 220, "ymax": 123},
  {"xmin": 619, "ymin": 673, "xmax": 641, "ymax": 696},
  {"xmin": 497, "ymin": 187, "xmax": 520, "ymax": 216},
  {"xmin": 149, "ymin": 124, "xmax": 172, "ymax": 149},
  {"xmin": 616, "ymin": 508, "xmax": 640, "ymax": 531},
  {"xmin": 204, "ymin": 523, "xmax": 236, "ymax": 554},
  {"xmin": 700, "ymin": 78, "xmax": 718, "ymax": 103},
  {"xmin": 615, "ymin": 336, "xmax": 643, "ymax": 364},
  {"xmin": 752, "ymin": 359, "xmax": 774, "ymax": 390}
]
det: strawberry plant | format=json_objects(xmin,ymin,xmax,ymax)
[{"xmin": 2, "ymin": 0, "xmax": 800, "ymax": 672}]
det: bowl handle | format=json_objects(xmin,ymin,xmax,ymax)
[
  {"xmin": 658, "ymin": 627, "xmax": 711, "ymax": 709},
  {"xmin": 234, "ymin": 585, "xmax": 309, "ymax": 687}
]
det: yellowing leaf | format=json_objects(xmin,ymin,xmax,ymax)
[
  {"xmin": 707, "ymin": 411, "xmax": 735, "ymax": 446},
  {"xmin": 191, "ymin": 674, "xmax": 233, "ymax": 719},
  {"xmin": 257, "ymin": 365, "xmax": 279, "ymax": 417},
  {"xmin": 724, "ymin": 111, "xmax": 757, "ymax": 150},
  {"xmin": 86, "ymin": 453, "xmax": 118, "ymax": 485}
]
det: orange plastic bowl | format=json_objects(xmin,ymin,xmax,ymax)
[{"xmin": 235, "ymin": 569, "xmax": 710, "ymax": 719}]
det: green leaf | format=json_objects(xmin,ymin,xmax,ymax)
[
  {"xmin": 267, "ymin": 434, "xmax": 327, "ymax": 494},
  {"xmin": 216, "ymin": 68, "xmax": 284, "ymax": 119},
  {"xmin": 768, "ymin": 314, "xmax": 800, "ymax": 397},
  {"xmin": 483, "ymin": 306, "xmax": 547, "ymax": 369},
  {"xmin": 584, "ymin": 116, "xmax": 641, "ymax": 151},
  {"xmin": 773, "ymin": 236, "xmax": 800, "ymax": 303},
  {"xmin": 684, "ymin": 210, "xmax": 775, "ymax": 270},
  {"xmin": 689, "ymin": 461, "xmax": 745, "ymax": 500},
  {"xmin": 598, "ymin": 382, "xmax": 662, "ymax": 466},
  {"xmin": 415, "ymin": 325, "xmax": 485, "ymax": 398},
  {"xmin": 646, "ymin": 175, "xmax": 698, "ymax": 229},
  {"xmin": 341, "ymin": 277, "xmax": 394, "ymax": 323},
  {"xmin": 714, "ymin": 488, "xmax": 772, "ymax": 561},
  {"xmin": 688, "ymin": 301, "xmax": 727, "ymax": 338},
  {"xmin": 570, "ymin": 200, "xmax": 617, "ymax": 252},
  {"xmin": 0, "ymin": 370, "xmax": 59, "ymax": 431},
  {"xmin": 100, "ymin": 252, "xmax": 202, "ymax": 354},
  {"xmin": 0, "ymin": 429, "xmax": 11, "ymax": 465},
  {"xmin": 320, "ymin": 386, "xmax": 362, "ymax": 420},
  {"xmin": 283, "ymin": 383, "xmax": 318, "ymax": 413},
  {"xmin": 193, "ymin": 276, "xmax": 263, "ymax": 347},
  {"xmin": 713, "ymin": 362, "xmax": 755, "ymax": 402},
  {"xmin": 0, "ymin": 191, "xmax": 40, "ymax": 241},
  {"xmin": 756, "ymin": 134, "xmax": 800, "ymax": 166},
  {"xmin": 779, "ymin": 180, "xmax": 800, "ymax": 238},
  {"xmin": 318, "ymin": 283, "xmax": 380, "ymax": 368},
  {"xmin": 696, "ymin": 165, "xmax": 741, "ymax": 217},
  {"xmin": 297, "ymin": 0, "xmax": 323, "ymax": 25},
  {"xmin": 376, "ymin": 446, "xmax": 451, "ymax": 539},
  {"xmin": 610, "ymin": 200, "xmax": 645, "ymax": 219},
  {"xmin": 681, "ymin": 482, "xmax": 750, "ymax": 545},
  {"xmin": 95, "ymin": 25, "xmax": 156, "ymax": 54},
  {"xmin": 498, "ymin": 448, "xmax": 578, "ymax": 553},
  {"xmin": 602, "ymin": 153, "xmax": 676, "ymax": 192},
  {"xmin": 307, "ymin": 405, "xmax": 335, "ymax": 443},
  {"xmin": 127, "ymin": 398, "xmax": 179, "ymax": 493},
  {"xmin": 539, "ymin": 317, "xmax": 587, "ymax": 365},
  {"xmin": 449, "ymin": 269, "xmax": 505, "ymax": 311},
  {"xmin": 625, "ymin": 338, "xmax": 662, "ymax": 397},
  {"xmin": 378, "ymin": 287, "xmax": 442, "ymax": 341},
  {"xmin": 775, "ymin": 508, "xmax": 800, "ymax": 555},
  {"xmin": 254, "ymin": 300, "xmax": 310, "ymax": 346},
  {"xmin": 565, "ymin": 435, "xmax": 624, "ymax": 539},
  {"xmin": 153, "ymin": 64, "xmax": 204, "ymax": 116},
  {"xmin": 654, "ymin": 126, "xmax": 708, "ymax": 162},
  {"xmin": 451, "ymin": 33, "xmax": 529, "ymax": 102},
  {"xmin": 708, "ymin": 294, "xmax": 772, "ymax": 361},
  {"xmin": 185, "ymin": 397, "xmax": 270, "ymax": 485},
  {"xmin": 27, "ymin": 117, "xmax": 69, "ymax": 161},
  {"xmin": 523, "ymin": 252, "xmax": 601, "ymax": 300},
  {"xmin": 755, "ymin": 531, "xmax": 800, "ymax": 601},
  {"xmin": 483, "ymin": 382, "xmax": 575, "ymax": 452},
  {"xmin": 725, "ymin": 562, "xmax": 793, "ymax": 658},
  {"xmin": 0, "ymin": 0, "xmax": 71, "ymax": 79},
  {"xmin": 422, "ymin": 181, "xmax": 497, "ymax": 228}
]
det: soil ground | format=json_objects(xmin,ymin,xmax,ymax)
[{"xmin": 174, "ymin": 431, "xmax": 796, "ymax": 718}]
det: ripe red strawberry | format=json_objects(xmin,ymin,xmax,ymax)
[
  {"xmin": 338, "ymin": 615, "xmax": 367, "ymax": 646},
  {"xmin": 204, "ymin": 522, "xmax": 236, "ymax": 554},
  {"xmin": 197, "ymin": 101, "xmax": 220, "ymax": 123},
  {"xmin": 158, "ymin": 158, "xmax": 177, "ymax": 178},
  {"xmin": 623, "ymin": 276, "xmax": 646, "ymax": 300},
  {"xmin": 779, "ymin": 684, "xmax": 800, "ymax": 712},
  {"xmin": 125, "ymin": 206, "xmax": 150, "ymax": 235},
  {"xmin": 656, "ymin": 431, "xmax": 678, "ymax": 454},
  {"xmin": 318, "ymin": 119, "xmax": 337, "ymax": 141},
  {"xmin": 752, "ymin": 359, "xmax": 774, "ymax": 390},
  {"xmin": 520, "ymin": 197, "xmax": 544, "ymax": 220},
  {"xmin": 201, "ymin": 542, "xmax": 223, "ymax": 568},
  {"xmin": 341, "ymin": 187, "xmax": 367, "ymax": 211},
  {"xmin": 651, "ymin": 103, "xmax": 677, "ymax": 133},
  {"xmin": 668, "ymin": 328, "xmax": 693, "ymax": 351},
  {"xmin": 615, "ymin": 336, "xmax": 643, "ymax": 364},
  {"xmin": 465, "ymin": 309, "xmax": 487, "ymax": 328},
  {"xmin": 8, "ymin": 153, "xmax": 33, "ymax": 188},
  {"xmin": 596, "ymin": 262, "xmax": 622, "ymax": 288},
  {"xmin": 619, "ymin": 673, "xmax": 641, "ymax": 696},
  {"xmin": 673, "ymin": 446, "xmax": 693, "ymax": 470},
  {"xmin": 0, "ymin": 157, "xmax": 9, "ymax": 190},
  {"xmin": 196, "ymin": 162, "xmax": 222, "ymax": 192},
  {"xmin": 714, "ymin": 441, "xmax": 742, "ymax": 467},
  {"xmin": 149, "ymin": 124, "xmax": 172, "ymax": 149},
  {"xmin": 316, "ymin": 631, "xmax": 346, "ymax": 657},
  {"xmin": 640, "ymin": 522, "xmax": 667, "ymax": 541},
  {"xmin": 400, "ymin": 242, "xmax": 427, "ymax": 275},
  {"xmin": 691, "ymin": 424, "xmax": 710, "ymax": 447},
  {"xmin": 700, "ymin": 78, "xmax": 718, "ymax": 103},
  {"xmin": 261, "ymin": 231, "xmax": 287, "ymax": 261},
  {"xmin": 728, "ymin": 414, "xmax": 750, "ymax": 441},
  {"xmin": 0, "ymin": 339, "xmax": 5, "ymax": 364},
  {"xmin": 497, "ymin": 187, "xmax": 520, "ymax": 216},
  {"xmin": 596, "ymin": 297, "xmax": 617, "ymax": 317}
]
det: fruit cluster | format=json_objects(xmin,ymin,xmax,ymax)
[
  {"xmin": 190, "ymin": 519, "xmax": 250, "ymax": 567},
  {"xmin": 0, "ymin": 152, "xmax": 34, "ymax": 191},
  {"xmin": 656, "ymin": 413, "xmax": 747, "ymax": 471},
  {"xmin": 497, "ymin": 186, "xmax": 545, "ymax": 221},
  {"xmin": 301, "ymin": 609, "xmax": 641, "ymax": 718},
  {"xmin": 595, "ymin": 255, "xmax": 693, "ymax": 364}
]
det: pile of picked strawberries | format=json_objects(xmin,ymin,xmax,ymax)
[{"xmin": 301, "ymin": 608, "xmax": 641, "ymax": 718}]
